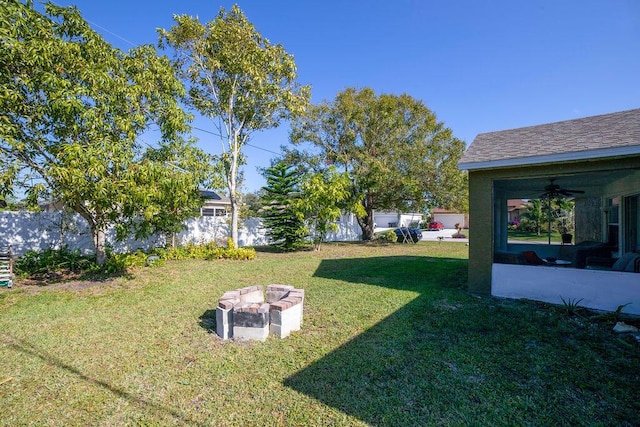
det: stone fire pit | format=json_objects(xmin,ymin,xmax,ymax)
[{"xmin": 216, "ymin": 284, "xmax": 304, "ymax": 341}]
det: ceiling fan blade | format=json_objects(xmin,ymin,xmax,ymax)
[{"xmin": 564, "ymin": 189, "xmax": 585, "ymax": 194}]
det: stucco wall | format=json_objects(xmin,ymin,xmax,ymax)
[
  {"xmin": 467, "ymin": 172, "xmax": 494, "ymax": 294},
  {"xmin": 467, "ymin": 156, "xmax": 640, "ymax": 296},
  {"xmin": 575, "ymin": 197, "xmax": 602, "ymax": 242}
]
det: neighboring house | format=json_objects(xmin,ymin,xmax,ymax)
[
  {"xmin": 199, "ymin": 190, "xmax": 231, "ymax": 217},
  {"xmin": 39, "ymin": 200, "xmax": 66, "ymax": 212},
  {"xmin": 459, "ymin": 108, "xmax": 640, "ymax": 314},
  {"xmin": 507, "ymin": 199, "xmax": 529, "ymax": 224},
  {"xmin": 373, "ymin": 211, "xmax": 423, "ymax": 228},
  {"xmin": 430, "ymin": 208, "xmax": 468, "ymax": 229}
]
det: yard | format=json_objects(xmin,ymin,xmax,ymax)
[
  {"xmin": 0, "ymin": 242, "xmax": 638, "ymax": 426},
  {"xmin": 507, "ymin": 229, "xmax": 563, "ymax": 243}
]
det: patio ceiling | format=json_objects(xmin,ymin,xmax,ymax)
[{"xmin": 493, "ymin": 169, "xmax": 636, "ymax": 200}]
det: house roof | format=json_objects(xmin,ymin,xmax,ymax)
[
  {"xmin": 507, "ymin": 199, "xmax": 529, "ymax": 212},
  {"xmin": 431, "ymin": 208, "xmax": 465, "ymax": 214},
  {"xmin": 200, "ymin": 190, "xmax": 231, "ymax": 204},
  {"xmin": 459, "ymin": 108, "xmax": 640, "ymax": 170}
]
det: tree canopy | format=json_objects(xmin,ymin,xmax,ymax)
[
  {"xmin": 0, "ymin": 1, "xmax": 210, "ymax": 264},
  {"xmin": 159, "ymin": 5, "xmax": 310, "ymax": 247},
  {"xmin": 296, "ymin": 166, "xmax": 357, "ymax": 250},
  {"xmin": 288, "ymin": 87, "xmax": 468, "ymax": 240}
]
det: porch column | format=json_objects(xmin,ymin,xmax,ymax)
[
  {"xmin": 467, "ymin": 172, "xmax": 493, "ymax": 294},
  {"xmin": 494, "ymin": 192, "xmax": 508, "ymax": 252}
]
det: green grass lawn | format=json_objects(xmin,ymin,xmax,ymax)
[
  {"xmin": 1, "ymin": 242, "xmax": 638, "ymax": 426},
  {"xmin": 508, "ymin": 229, "xmax": 564, "ymax": 243}
]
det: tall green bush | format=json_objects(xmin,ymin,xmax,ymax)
[{"xmin": 260, "ymin": 162, "xmax": 307, "ymax": 251}]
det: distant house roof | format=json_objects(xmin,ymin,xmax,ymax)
[
  {"xmin": 459, "ymin": 108, "xmax": 640, "ymax": 170},
  {"xmin": 431, "ymin": 208, "xmax": 460, "ymax": 214},
  {"xmin": 507, "ymin": 199, "xmax": 529, "ymax": 212},
  {"xmin": 199, "ymin": 190, "xmax": 231, "ymax": 205}
]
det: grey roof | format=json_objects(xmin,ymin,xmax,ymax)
[
  {"xmin": 459, "ymin": 108, "xmax": 640, "ymax": 169},
  {"xmin": 199, "ymin": 189, "xmax": 231, "ymax": 204}
]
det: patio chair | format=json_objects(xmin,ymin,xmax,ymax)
[
  {"xmin": 521, "ymin": 250, "xmax": 545, "ymax": 265},
  {"xmin": 586, "ymin": 252, "xmax": 640, "ymax": 273},
  {"xmin": 0, "ymin": 246, "xmax": 13, "ymax": 288}
]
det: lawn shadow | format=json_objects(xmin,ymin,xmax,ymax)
[
  {"xmin": 284, "ymin": 255, "xmax": 470, "ymax": 426},
  {"xmin": 198, "ymin": 309, "xmax": 217, "ymax": 333},
  {"xmin": 2, "ymin": 334, "xmax": 207, "ymax": 426}
]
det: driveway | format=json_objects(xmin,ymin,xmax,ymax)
[{"xmin": 421, "ymin": 229, "xmax": 468, "ymax": 243}]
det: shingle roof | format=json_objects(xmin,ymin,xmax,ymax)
[
  {"xmin": 200, "ymin": 189, "xmax": 231, "ymax": 204},
  {"xmin": 459, "ymin": 108, "xmax": 640, "ymax": 169}
]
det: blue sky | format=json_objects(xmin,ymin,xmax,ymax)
[{"xmin": 45, "ymin": 0, "xmax": 640, "ymax": 192}]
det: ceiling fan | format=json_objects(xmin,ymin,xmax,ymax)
[
  {"xmin": 539, "ymin": 178, "xmax": 585, "ymax": 199},
  {"xmin": 535, "ymin": 178, "xmax": 584, "ymax": 245}
]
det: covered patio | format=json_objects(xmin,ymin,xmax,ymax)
[{"xmin": 459, "ymin": 109, "xmax": 640, "ymax": 314}]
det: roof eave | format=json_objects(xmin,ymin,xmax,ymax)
[{"xmin": 458, "ymin": 145, "xmax": 640, "ymax": 171}]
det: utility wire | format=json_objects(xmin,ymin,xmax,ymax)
[
  {"xmin": 53, "ymin": 2, "xmax": 284, "ymax": 158},
  {"xmin": 190, "ymin": 126, "xmax": 283, "ymax": 156},
  {"xmin": 51, "ymin": 1, "xmax": 137, "ymax": 47}
]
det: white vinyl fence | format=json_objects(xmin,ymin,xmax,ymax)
[{"xmin": 0, "ymin": 211, "xmax": 361, "ymax": 256}]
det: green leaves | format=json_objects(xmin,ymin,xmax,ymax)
[
  {"xmin": 159, "ymin": 5, "xmax": 310, "ymax": 245},
  {"xmin": 0, "ymin": 1, "xmax": 208, "ymax": 264},
  {"xmin": 260, "ymin": 162, "xmax": 306, "ymax": 251},
  {"xmin": 289, "ymin": 87, "xmax": 468, "ymax": 240},
  {"xmin": 297, "ymin": 167, "xmax": 355, "ymax": 250}
]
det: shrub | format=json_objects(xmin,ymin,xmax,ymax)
[
  {"xmin": 14, "ymin": 240, "xmax": 256, "ymax": 279},
  {"xmin": 102, "ymin": 250, "xmax": 156, "ymax": 274},
  {"xmin": 377, "ymin": 230, "xmax": 398, "ymax": 243},
  {"xmin": 507, "ymin": 220, "xmax": 521, "ymax": 231},
  {"xmin": 155, "ymin": 240, "xmax": 256, "ymax": 261},
  {"xmin": 15, "ymin": 247, "xmax": 94, "ymax": 276}
]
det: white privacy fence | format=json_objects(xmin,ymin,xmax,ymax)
[{"xmin": 0, "ymin": 211, "xmax": 362, "ymax": 256}]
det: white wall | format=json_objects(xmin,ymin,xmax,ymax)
[
  {"xmin": 399, "ymin": 213, "xmax": 423, "ymax": 227},
  {"xmin": 326, "ymin": 214, "xmax": 361, "ymax": 241},
  {"xmin": 0, "ymin": 211, "xmax": 360, "ymax": 256},
  {"xmin": 373, "ymin": 212, "xmax": 398, "ymax": 228},
  {"xmin": 492, "ymin": 263, "xmax": 640, "ymax": 315},
  {"xmin": 433, "ymin": 213, "xmax": 465, "ymax": 229},
  {"xmin": 372, "ymin": 212, "xmax": 422, "ymax": 228}
]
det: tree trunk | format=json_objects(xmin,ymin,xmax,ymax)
[
  {"xmin": 75, "ymin": 207, "xmax": 107, "ymax": 265},
  {"xmin": 356, "ymin": 193, "xmax": 376, "ymax": 241},
  {"xmin": 227, "ymin": 140, "xmax": 240, "ymax": 247},
  {"xmin": 357, "ymin": 206, "xmax": 376, "ymax": 241},
  {"xmin": 94, "ymin": 228, "xmax": 107, "ymax": 266},
  {"xmin": 230, "ymin": 194, "xmax": 239, "ymax": 247}
]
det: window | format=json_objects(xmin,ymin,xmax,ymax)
[
  {"xmin": 215, "ymin": 208, "xmax": 227, "ymax": 217},
  {"xmin": 202, "ymin": 208, "xmax": 215, "ymax": 217},
  {"xmin": 624, "ymin": 195, "xmax": 639, "ymax": 253},
  {"xmin": 606, "ymin": 197, "xmax": 619, "ymax": 251}
]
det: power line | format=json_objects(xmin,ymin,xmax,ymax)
[
  {"xmin": 51, "ymin": 3, "xmax": 284, "ymax": 159},
  {"xmin": 190, "ymin": 126, "xmax": 283, "ymax": 156},
  {"xmin": 146, "ymin": 126, "xmax": 283, "ymax": 157},
  {"xmin": 51, "ymin": 1, "xmax": 137, "ymax": 47},
  {"xmin": 85, "ymin": 19, "xmax": 137, "ymax": 47}
]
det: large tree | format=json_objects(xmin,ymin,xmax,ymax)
[
  {"xmin": 159, "ymin": 5, "xmax": 310, "ymax": 247},
  {"xmin": 289, "ymin": 87, "xmax": 468, "ymax": 240},
  {"xmin": 0, "ymin": 1, "xmax": 205, "ymax": 264}
]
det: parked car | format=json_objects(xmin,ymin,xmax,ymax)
[
  {"xmin": 394, "ymin": 227, "xmax": 423, "ymax": 243},
  {"xmin": 427, "ymin": 221, "xmax": 445, "ymax": 231}
]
